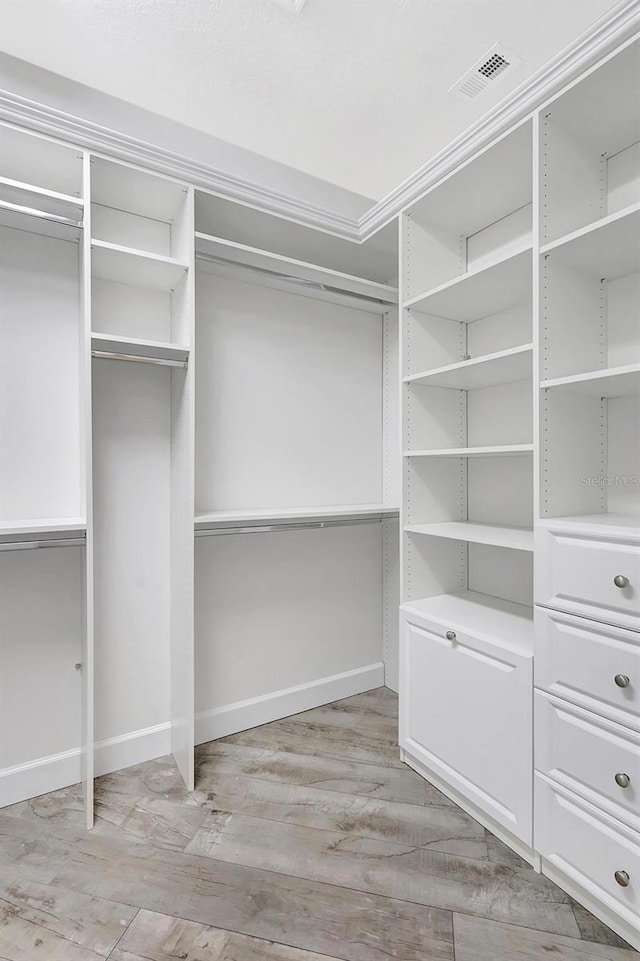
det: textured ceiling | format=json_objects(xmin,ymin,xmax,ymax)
[{"xmin": 0, "ymin": 0, "xmax": 619, "ymax": 200}]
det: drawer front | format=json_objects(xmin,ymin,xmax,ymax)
[
  {"xmin": 535, "ymin": 691, "xmax": 640, "ymax": 831},
  {"xmin": 535, "ymin": 608, "xmax": 640, "ymax": 730},
  {"xmin": 400, "ymin": 614, "xmax": 532, "ymax": 842},
  {"xmin": 535, "ymin": 774, "xmax": 640, "ymax": 929},
  {"xmin": 536, "ymin": 527, "xmax": 640, "ymax": 631}
]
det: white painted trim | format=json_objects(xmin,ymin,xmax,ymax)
[
  {"xmin": 0, "ymin": 722, "xmax": 171, "ymax": 808},
  {"xmin": 0, "ymin": 2, "xmax": 637, "ymax": 241},
  {"xmin": 195, "ymin": 662, "xmax": 385, "ymax": 744}
]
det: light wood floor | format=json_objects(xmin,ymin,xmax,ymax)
[{"xmin": 0, "ymin": 687, "xmax": 636, "ymax": 960}]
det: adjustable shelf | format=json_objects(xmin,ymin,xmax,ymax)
[
  {"xmin": 541, "ymin": 364, "xmax": 640, "ymax": 398},
  {"xmin": 541, "ymin": 204, "xmax": 640, "ymax": 280},
  {"xmin": 405, "ymin": 520, "xmax": 534, "ymax": 552},
  {"xmin": 91, "ymin": 240, "xmax": 189, "ymax": 291},
  {"xmin": 195, "ymin": 232, "xmax": 398, "ymax": 305},
  {"xmin": 401, "ymin": 590, "xmax": 534, "ymax": 657},
  {"xmin": 405, "ymin": 344, "xmax": 533, "ymax": 391},
  {"xmin": 196, "ymin": 504, "xmax": 400, "ymax": 532},
  {"xmin": 404, "ymin": 245, "xmax": 532, "ymax": 318},
  {"xmin": 404, "ymin": 445, "xmax": 533, "ymax": 458},
  {"xmin": 91, "ymin": 333, "xmax": 189, "ymax": 366}
]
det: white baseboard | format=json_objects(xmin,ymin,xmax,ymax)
[
  {"xmin": 0, "ymin": 721, "xmax": 171, "ymax": 808},
  {"xmin": 195, "ymin": 661, "xmax": 385, "ymax": 744}
]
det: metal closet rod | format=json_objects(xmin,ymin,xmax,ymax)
[
  {"xmin": 0, "ymin": 199, "xmax": 83, "ymax": 230},
  {"xmin": 195, "ymin": 251, "xmax": 395, "ymax": 306},
  {"xmin": 0, "ymin": 537, "xmax": 86, "ymax": 552},
  {"xmin": 91, "ymin": 350, "xmax": 188, "ymax": 370},
  {"xmin": 195, "ymin": 517, "xmax": 385, "ymax": 537}
]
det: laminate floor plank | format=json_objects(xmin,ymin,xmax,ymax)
[
  {"xmin": 453, "ymin": 913, "xmax": 638, "ymax": 960},
  {"xmin": 0, "ymin": 876, "xmax": 136, "ymax": 961},
  {"xmin": 110, "ymin": 908, "xmax": 349, "ymax": 961},
  {"xmin": 184, "ymin": 811, "xmax": 581, "ymax": 937}
]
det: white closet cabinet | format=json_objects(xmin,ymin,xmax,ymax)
[{"xmin": 399, "ymin": 36, "xmax": 639, "ymax": 948}]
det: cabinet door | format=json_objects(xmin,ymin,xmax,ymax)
[
  {"xmin": 399, "ymin": 615, "xmax": 532, "ymax": 843},
  {"xmin": 536, "ymin": 527, "xmax": 640, "ymax": 632}
]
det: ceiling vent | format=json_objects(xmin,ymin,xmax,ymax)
[{"xmin": 449, "ymin": 44, "xmax": 520, "ymax": 101}]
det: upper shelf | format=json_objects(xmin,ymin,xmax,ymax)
[
  {"xmin": 540, "ymin": 204, "xmax": 640, "ymax": 280},
  {"xmin": 405, "ymin": 520, "xmax": 534, "ymax": 552},
  {"xmin": 404, "ymin": 245, "xmax": 532, "ymax": 319},
  {"xmin": 91, "ymin": 240, "xmax": 189, "ymax": 291},
  {"xmin": 541, "ymin": 364, "xmax": 640, "ymax": 398},
  {"xmin": 404, "ymin": 445, "xmax": 533, "ymax": 458},
  {"xmin": 91, "ymin": 333, "xmax": 189, "ymax": 364},
  {"xmin": 405, "ymin": 344, "xmax": 532, "ymax": 391},
  {"xmin": 195, "ymin": 232, "xmax": 398, "ymax": 305},
  {"xmin": 195, "ymin": 504, "xmax": 399, "ymax": 532},
  {"xmin": 0, "ymin": 518, "xmax": 87, "ymax": 546}
]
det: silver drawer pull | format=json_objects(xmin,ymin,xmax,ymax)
[
  {"xmin": 445, "ymin": 630, "xmax": 456, "ymax": 641},
  {"xmin": 614, "ymin": 574, "xmax": 630, "ymax": 589},
  {"xmin": 614, "ymin": 674, "xmax": 631, "ymax": 688},
  {"xmin": 615, "ymin": 870, "xmax": 630, "ymax": 887},
  {"xmin": 615, "ymin": 773, "xmax": 631, "ymax": 788}
]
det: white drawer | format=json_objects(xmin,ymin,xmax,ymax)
[
  {"xmin": 535, "ymin": 691, "xmax": 640, "ymax": 831},
  {"xmin": 400, "ymin": 608, "xmax": 532, "ymax": 843},
  {"xmin": 535, "ymin": 608, "xmax": 640, "ymax": 731},
  {"xmin": 535, "ymin": 774, "xmax": 640, "ymax": 933},
  {"xmin": 536, "ymin": 526, "xmax": 640, "ymax": 632}
]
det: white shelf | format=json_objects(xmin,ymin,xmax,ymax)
[
  {"xmin": 403, "ymin": 245, "xmax": 532, "ymax": 320},
  {"xmin": 195, "ymin": 232, "xmax": 398, "ymax": 305},
  {"xmin": 541, "ymin": 364, "xmax": 640, "ymax": 398},
  {"xmin": 405, "ymin": 344, "xmax": 533, "ymax": 391},
  {"xmin": 91, "ymin": 240, "xmax": 188, "ymax": 291},
  {"xmin": 91, "ymin": 158, "xmax": 187, "ymax": 223},
  {"xmin": 540, "ymin": 203, "xmax": 640, "ymax": 280},
  {"xmin": 538, "ymin": 514, "xmax": 640, "ymax": 539},
  {"xmin": 0, "ymin": 177, "xmax": 84, "ymax": 219},
  {"xmin": 0, "ymin": 518, "xmax": 87, "ymax": 545},
  {"xmin": 401, "ymin": 590, "xmax": 534, "ymax": 657},
  {"xmin": 404, "ymin": 445, "xmax": 533, "ymax": 458},
  {"xmin": 91, "ymin": 333, "xmax": 189, "ymax": 364},
  {"xmin": 195, "ymin": 504, "xmax": 399, "ymax": 531},
  {"xmin": 405, "ymin": 520, "xmax": 534, "ymax": 552}
]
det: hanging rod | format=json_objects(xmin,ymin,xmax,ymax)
[
  {"xmin": 195, "ymin": 251, "xmax": 396, "ymax": 306},
  {"xmin": 0, "ymin": 199, "xmax": 83, "ymax": 231},
  {"xmin": 91, "ymin": 350, "xmax": 188, "ymax": 370},
  {"xmin": 195, "ymin": 517, "xmax": 385, "ymax": 537},
  {"xmin": 0, "ymin": 537, "xmax": 86, "ymax": 552}
]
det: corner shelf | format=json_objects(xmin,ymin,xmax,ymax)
[
  {"xmin": 403, "ymin": 245, "xmax": 532, "ymax": 319},
  {"xmin": 541, "ymin": 364, "xmax": 640, "ymax": 398},
  {"xmin": 405, "ymin": 344, "xmax": 533, "ymax": 391},
  {"xmin": 401, "ymin": 590, "xmax": 534, "ymax": 657},
  {"xmin": 196, "ymin": 504, "xmax": 399, "ymax": 532},
  {"xmin": 405, "ymin": 520, "xmax": 534, "ymax": 552},
  {"xmin": 91, "ymin": 333, "xmax": 189, "ymax": 364},
  {"xmin": 404, "ymin": 445, "xmax": 533, "ymax": 458},
  {"xmin": 540, "ymin": 203, "xmax": 640, "ymax": 280},
  {"xmin": 195, "ymin": 232, "xmax": 398, "ymax": 305},
  {"xmin": 91, "ymin": 239, "xmax": 188, "ymax": 291}
]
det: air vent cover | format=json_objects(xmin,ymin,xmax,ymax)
[{"xmin": 450, "ymin": 44, "xmax": 520, "ymax": 101}]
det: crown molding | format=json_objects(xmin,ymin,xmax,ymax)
[
  {"xmin": 0, "ymin": 0, "xmax": 638, "ymax": 243},
  {"xmin": 360, "ymin": 0, "xmax": 640, "ymax": 236}
]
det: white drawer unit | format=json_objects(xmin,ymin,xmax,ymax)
[
  {"xmin": 399, "ymin": 603, "xmax": 533, "ymax": 844},
  {"xmin": 536, "ymin": 526, "xmax": 640, "ymax": 632},
  {"xmin": 535, "ymin": 691, "xmax": 640, "ymax": 832},
  {"xmin": 535, "ymin": 774, "xmax": 640, "ymax": 938},
  {"xmin": 535, "ymin": 607, "xmax": 640, "ymax": 731}
]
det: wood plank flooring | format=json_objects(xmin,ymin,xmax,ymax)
[{"xmin": 0, "ymin": 687, "xmax": 636, "ymax": 960}]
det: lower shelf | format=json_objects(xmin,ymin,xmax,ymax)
[
  {"xmin": 401, "ymin": 589, "xmax": 534, "ymax": 655},
  {"xmin": 405, "ymin": 520, "xmax": 534, "ymax": 552}
]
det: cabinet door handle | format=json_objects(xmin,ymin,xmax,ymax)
[
  {"xmin": 614, "ymin": 574, "xmax": 630, "ymax": 589},
  {"xmin": 615, "ymin": 773, "xmax": 631, "ymax": 788},
  {"xmin": 445, "ymin": 630, "xmax": 456, "ymax": 641},
  {"xmin": 614, "ymin": 674, "xmax": 631, "ymax": 688},
  {"xmin": 614, "ymin": 870, "xmax": 630, "ymax": 887}
]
